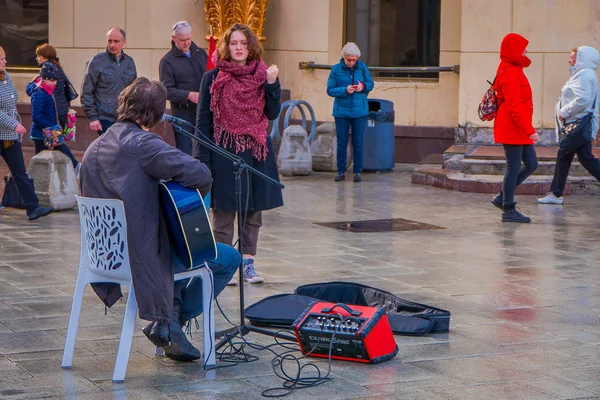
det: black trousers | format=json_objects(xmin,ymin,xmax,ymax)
[
  {"xmin": 33, "ymin": 140, "xmax": 79, "ymax": 168},
  {"xmin": 502, "ymin": 144, "xmax": 538, "ymax": 209},
  {"xmin": 0, "ymin": 140, "xmax": 39, "ymax": 214},
  {"xmin": 550, "ymin": 141, "xmax": 600, "ymax": 197},
  {"xmin": 172, "ymin": 113, "xmax": 196, "ymax": 156}
]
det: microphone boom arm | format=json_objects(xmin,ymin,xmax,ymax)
[{"xmin": 170, "ymin": 122, "xmax": 284, "ymax": 189}]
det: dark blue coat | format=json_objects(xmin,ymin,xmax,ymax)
[
  {"xmin": 27, "ymin": 83, "xmax": 58, "ymax": 140},
  {"xmin": 327, "ymin": 59, "xmax": 374, "ymax": 118}
]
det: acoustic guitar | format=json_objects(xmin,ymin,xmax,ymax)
[{"xmin": 159, "ymin": 181, "xmax": 217, "ymax": 269}]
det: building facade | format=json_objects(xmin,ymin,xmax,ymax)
[{"xmin": 4, "ymin": 0, "xmax": 600, "ymax": 161}]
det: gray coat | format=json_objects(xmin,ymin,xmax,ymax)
[
  {"xmin": 159, "ymin": 41, "xmax": 207, "ymax": 118},
  {"xmin": 81, "ymin": 51, "xmax": 137, "ymax": 123},
  {"xmin": 80, "ymin": 121, "xmax": 212, "ymax": 322}
]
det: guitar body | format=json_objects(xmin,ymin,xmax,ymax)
[{"xmin": 159, "ymin": 181, "xmax": 217, "ymax": 269}]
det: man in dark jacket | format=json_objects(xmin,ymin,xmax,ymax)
[
  {"xmin": 159, "ymin": 21, "xmax": 208, "ymax": 155},
  {"xmin": 80, "ymin": 78, "xmax": 239, "ymax": 362},
  {"xmin": 81, "ymin": 27, "xmax": 137, "ymax": 135}
]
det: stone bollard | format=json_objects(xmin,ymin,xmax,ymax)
[
  {"xmin": 27, "ymin": 150, "xmax": 77, "ymax": 210},
  {"xmin": 310, "ymin": 122, "xmax": 351, "ymax": 172},
  {"xmin": 278, "ymin": 125, "xmax": 312, "ymax": 176}
]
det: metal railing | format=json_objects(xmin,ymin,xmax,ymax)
[{"xmin": 298, "ymin": 62, "xmax": 460, "ymax": 74}]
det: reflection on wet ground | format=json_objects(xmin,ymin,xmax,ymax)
[{"xmin": 0, "ymin": 165, "xmax": 599, "ymax": 399}]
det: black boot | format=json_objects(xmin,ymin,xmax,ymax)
[
  {"xmin": 142, "ymin": 321, "xmax": 170, "ymax": 347},
  {"xmin": 162, "ymin": 301, "xmax": 201, "ymax": 362},
  {"xmin": 490, "ymin": 192, "xmax": 502, "ymax": 210},
  {"xmin": 502, "ymin": 204, "xmax": 531, "ymax": 223}
]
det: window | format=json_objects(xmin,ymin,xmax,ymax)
[
  {"xmin": 0, "ymin": 0, "xmax": 49, "ymax": 67},
  {"xmin": 345, "ymin": 0, "xmax": 441, "ymax": 78}
]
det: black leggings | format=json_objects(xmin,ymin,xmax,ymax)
[
  {"xmin": 34, "ymin": 140, "xmax": 79, "ymax": 168},
  {"xmin": 550, "ymin": 141, "xmax": 600, "ymax": 197},
  {"xmin": 502, "ymin": 144, "xmax": 538, "ymax": 209}
]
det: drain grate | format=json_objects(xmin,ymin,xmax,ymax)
[{"xmin": 314, "ymin": 218, "xmax": 445, "ymax": 233}]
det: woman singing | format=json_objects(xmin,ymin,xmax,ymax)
[{"xmin": 195, "ymin": 24, "xmax": 283, "ymax": 284}]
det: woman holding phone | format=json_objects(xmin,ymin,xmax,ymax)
[{"xmin": 327, "ymin": 42, "xmax": 374, "ymax": 182}]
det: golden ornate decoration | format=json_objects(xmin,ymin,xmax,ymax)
[{"xmin": 204, "ymin": 0, "xmax": 269, "ymax": 41}]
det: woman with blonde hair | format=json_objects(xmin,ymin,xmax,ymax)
[
  {"xmin": 195, "ymin": 23, "xmax": 283, "ymax": 284},
  {"xmin": 538, "ymin": 46, "xmax": 600, "ymax": 205}
]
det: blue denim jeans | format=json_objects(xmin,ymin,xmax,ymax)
[
  {"xmin": 172, "ymin": 243, "xmax": 241, "ymax": 321},
  {"xmin": 335, "ymin": 116, "xmax": 366, "ymax": 174}
]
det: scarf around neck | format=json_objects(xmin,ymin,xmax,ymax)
[{"xmin": 210, "ymin": 52, "xmax": 269, "ymax": 160}]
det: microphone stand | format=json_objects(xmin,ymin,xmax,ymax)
[{"xmin": 170, "ymin": 122, "xmax": 297, "ymax": 348}]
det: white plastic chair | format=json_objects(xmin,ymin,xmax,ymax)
[{"xmin": 62, "ymin": 196, "xmax": 215, "ymax": 382}]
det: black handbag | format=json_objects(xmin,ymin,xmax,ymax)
[
  {"xmin": 559, "ymin": 113, "xmax": 594, "ymax": 153},
  {"xmin": 65, "ymin": 77, "xmax": 79, "ymax": 101},
  {"xmin": 1, "ymin": 174, "xmax": 28, "ymax": 209},
  {"xmin": 559, "ymin": 94, "xmax": 596, "ymax": 153}
]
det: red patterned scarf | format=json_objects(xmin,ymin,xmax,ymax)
[{"xmin": 210, "ymin": 52, "xmax": 269, "ymax": 160}]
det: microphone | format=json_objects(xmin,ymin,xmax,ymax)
[{"xmin": 161, "ymin": 113, "xmax": 191, "ymax": 126}]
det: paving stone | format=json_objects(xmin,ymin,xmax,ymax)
[
  {"xmin": 0, "ymin": 330, "xmax": 66, "ymax": 354},
  {"xmin": 2, "ymin": 166, "xmax": 600, "ymax": 398}
]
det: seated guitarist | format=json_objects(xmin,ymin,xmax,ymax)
[{"xmin": 79, "ymin": 77, "xmax": 240, "ymax": 362}]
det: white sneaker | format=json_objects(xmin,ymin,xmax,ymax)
[
  {"xmin": 243, "ymin": 259, "xmax": 264, "ymax": 284},
  {"xmin": 537, "ymin": 192, "xmax": 564, "ymax": 205},
  {"xmin": 227, "ymin": 277, "xmax": 238, "ymax": 286}
]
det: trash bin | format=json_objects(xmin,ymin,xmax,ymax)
[{"xmin": 363, "ymin": 99, "xmax": 395, "ymax": 172}]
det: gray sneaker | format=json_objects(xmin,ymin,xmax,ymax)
[
  {"xmin": 537, "ymin": 192, "xmax": 564, "ymax": 205},
  {"xmin": 243, "ymin": 259, "xmax": 264, "ymax": 284}
]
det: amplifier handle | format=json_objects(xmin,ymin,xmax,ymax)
[{"xmin": 320, "ymin": 303, "xmax": 362, "ymax": 316}]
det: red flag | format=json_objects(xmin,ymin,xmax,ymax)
[{"xmin": 207, "ymin": 35, "xmax": 216, "ymax": 70}]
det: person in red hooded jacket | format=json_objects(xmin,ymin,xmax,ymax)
[{"xmin": 490, "ymin": 33, "xmax": 539, "ymax": 223}]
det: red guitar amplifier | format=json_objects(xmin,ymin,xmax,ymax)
[{"xmin": 292, "ymin": 301, "xmax": 398, "ymax": 364}]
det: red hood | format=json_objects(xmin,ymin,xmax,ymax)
[{"xmin": 500, "ymin": 33, "xmax": 531, "ymax": 68}]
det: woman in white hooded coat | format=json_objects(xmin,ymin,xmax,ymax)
[{"xmin": 538, "ymin": 46, "xmax": 600, "ymax": 204}]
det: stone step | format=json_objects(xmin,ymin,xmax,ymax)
[
  {"xmin": 459, "ymin": 159, "xmax": 593, "ymax": 176},
  {"xmin": 411, "ymin": 167, "xmax": 600, "ymax": 195},
  {"xmin": 445, "ymin": 144, "xmax": 600, "ymax": 161}
]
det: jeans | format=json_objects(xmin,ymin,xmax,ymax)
[
  {"xmin": 335, "ymin": 116, "xmax": 366, "ymax": 174},
  {"xmin": 502, "ymin": 144, "xmax": 538, "ymax": 209},
  {"xmin": 33, "ymin": 140, "xmax": 79, "ymax": 168},
  {"xmin": 172, "ymin": 243, "xmax": 241, "ymax": 321},
  {"xmin": 550, "ymin": 140, "xmax": 600, "ymax": 197},
  {"xmin": 0, "ymin": 140, "xmax": 39, "ymax": 214},
  {"xmin": 98, "ymin": 119, "xmax": 115, "ymax": 135}
]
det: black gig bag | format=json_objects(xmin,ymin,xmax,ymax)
[{"xmin": 244, "ymin": 281, "xmax": 451, "ymax": 336}]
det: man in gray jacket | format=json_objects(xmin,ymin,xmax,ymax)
[
  {"xmin": 538, "ymin": 46, "xmax": 600, "ymax": 205},
  {"xmin": 159, "ymin": 21, "xmax": 208, "ymax": 155},
  {"xmin": 81, "ymin": 27, "xmax": 137, "ymax": 135}
]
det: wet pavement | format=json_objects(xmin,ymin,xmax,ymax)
[{"xmin": 1, "ymin": 164, "xmax": 599, "ymax": 399}]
